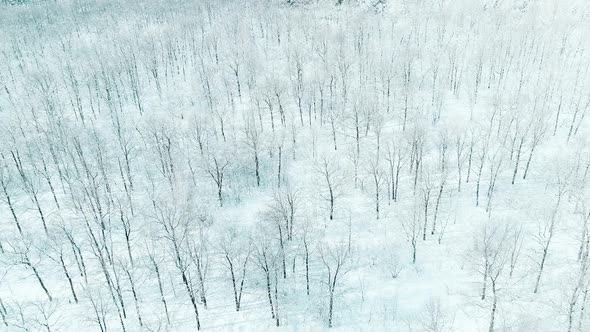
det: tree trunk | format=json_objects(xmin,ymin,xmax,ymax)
[
  {"xmin": 305, "ymin": 244, "xmax": 310, "ymax": 296},
  {"xmin": 60, "ymin": 255, "xmax": 78, "ymax": 303},
  {"xmin": 328, "ymin": 290, "xmax": 335, "ymax": 328},
  {"xmin": 153, "ymin": 262, "xmax": 170, "ymax": 324},
  {"xmin": 255, "ymin": 152, "xmax": 260, "ymax": 186},
  {"xmin": 181, "ymin": 271, "xmax": 201, "ymax": 330},
  {"xmin": 30, "ymin": 264, "xmax": 52, "ymax": 302},
  {"xmin": 265, "ymin": 269, "xmax": 275, "ymax": 319},
  {"xmin": 522, "ymin": 145, "xmax": 536, "ymax": 180},
  {"xmin": 432, "ymin": 182, "xmax": 444, "ymax": 235},
  {"xmin": 488, "ymin": 291, "xmax": 497, "ymax": 332}
]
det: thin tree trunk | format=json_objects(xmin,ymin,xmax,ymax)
[
  {"xmin": 60, "ymin": 255, "xmax": 78, "ymax": 303},
  {"xmin": 30, "ymin": 264, "xmax": 52, "ymax": 302},
  {"xmin": 522, "ymin": 145, "xmax": 537, "ymax": 180},
  {"xmin": 328, "ymin": 290, "xmax": 335, "ymax": 328},
  {"xmin": 265, "ymin": 269, "xmax": 275, "ymax": 319},
  {"xmin": 305, "ymin": 241, "xmax": 310, "ymax": 296},
  {"xmin": 153, "ymin": 261, "xmax": 170, "ymax": 324},
  {"xmin": 181, "ymin": 271, "xmax": 201, "ymax": 330},
  {"xmin": 488, "ymin": 287, "xmax": 497, "ymax": 332},
  {"xmin": 125, "ymin": 269, "xmax": 143, "ymax": 327},
  {"xmin": 432, "ymin": 181, "xmax": 444, "ymax": 235}
]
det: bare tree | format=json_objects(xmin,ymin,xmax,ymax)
[
  {"xmin": 402, "ymin": 201, "xmax": 421, "ymax": 264},
  {"xmin": 45, "ymin": 236, "xmax": 79, "ymax": 304},
  {"xmin": 565, "ymin": 243, "xmax": 590, "ymax": 332},
  {"xmin": 5, "ymin": 240, "xmax": 53, "ymax": 302},
  {"xmin": 368, "ymin": 156, "xmax": 385, "ymax": 220},
  {"xmin": 533, "ymin": 177, "xmax": 567, "ymax": 294},
  {"xmin": 119, "ymin": 259, "xmax": 144, "ymax": 328},
  {"xmin": 85, "ymin": 287, "xmax": 110, "ymax": 332},
  {"xmin": 385, "ymin": 139, "xmax": 407, "ymax": 202},
  {"xmin": 0, "ymin": 154, "xmax": 24, "ymax": 236},
  {"xmin": 205, "ymin": 155, "xmax": 230, "ymax": 207},
  {"xmin": 522, "ymin": 115, "xmax": 547, "ymax": 180},
  {"xmin": 419, "ymin": 297, "xmax": 455, "ymax": 332},
  {"xmin": 508, "ymin": 224, "xmax": 525, "ymax": 278},
  {"xmin": 301, "ymin": 218, "xmax": 320, "ymax": 296},
  {"xmin": 327, "ymin": 105, "xmax": 341, "ymax": 151},
  {"xmin": 268, "ymin": 185, "xmax": 299, "ymax": 241},
  {"xmin": 320, "ymin": 241, "xmax": 352, "ymax": 328},
  {"xmin": 264, "ymin": 204, "xmax": 289, "ymax": 280},
  {"xmin": 431, "ymin": 169, "xmax": 447, "ymax": 235},
  {"xmin": 382, "ymin": 243, "xmax": 403, "ymax": 279},
  {"xmin": 575, "ymin": 197, "xmax": 590, "ymax": 262},
  {"xmin": 244, "ymin": 118, "xmax": 263, "ymax": 187},
  {"xmin": 220, "ymin": 227, "xmax": 252, "ymax": 311},
  {"xmin": 509, "ymin": 116, "xmax": 529, "ymax": 185},
  {"xmin": 150, "ymin": 125, "xmax": 176, "ymax": 189},
  {"xmin": 188, "ymin": 233, "xmax": 210, "ymax": 309},
  {"xmin": 454, "ymin": 132, "xmax": 468, "ymax": 192},
  {"xmin": 8, "ymin": 147, "xmax": 49, "ymax": 234},
  {"xmin": 317, "ymin": 157, "xmax": 344, "ymax": 221},
  {"xmin": 152, "ymin": 190, "xmax": 202, "ymax": 330},
  {"xmin": 253, "ymin": 231, "xmax": 279, "ymax": 322},
  {"xmin": 468, "ymin": 222, "xmax": 512, "ymax": 332},
  {"xmin": 110, "ymin": 109, "xmax": 135, "ymax": 187},
  {"xmin": 485, "ymin": 148, "xmax": 506, "ymax": 214},
  {"xmin": 289, "ymin": 49, "xmax": 306, "ymax": 126},
  {"xmin": 420, "ymin": 170, "xmax": 434, "ymax": 241},
  {"xmin": 146, "ymin": 242, "xmax": 171, "ymax": 326},
  {"xmin": 401, "ymin": 53, "xmax": 413, "ymax": 131}
]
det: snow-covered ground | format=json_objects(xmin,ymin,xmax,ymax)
[{"xmin": 0, "ymin": 0, "xmax": 589, "ymax": 331}]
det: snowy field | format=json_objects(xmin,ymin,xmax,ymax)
[{"xmin": 0, "ymin": 0, "xmax": 589, "ymax": 331}]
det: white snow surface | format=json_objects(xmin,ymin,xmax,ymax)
[{"xmin": 0, "ymin": 0, "xmax": 589, "ymax": 331}]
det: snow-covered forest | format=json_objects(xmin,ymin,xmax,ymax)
[{"xmin": 0, "ymin": 0, "xmax": 589, "ymax": 330}]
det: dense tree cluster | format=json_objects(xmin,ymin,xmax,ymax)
[{"xmin": 0, "ymin": 0, "xmax": 589, "ymax": 330}]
